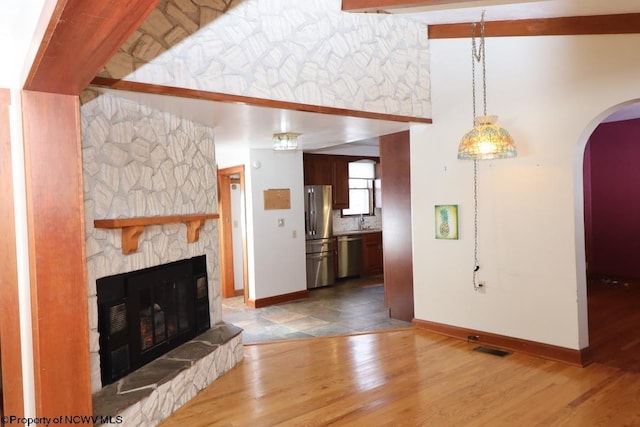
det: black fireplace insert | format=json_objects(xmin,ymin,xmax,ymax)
[{"xmin": 97, "ymin": 255, "xmax": 210, "ymax": 385}]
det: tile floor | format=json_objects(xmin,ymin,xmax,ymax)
[{"xmin": 222, "ymin": 275, "xmax": 412, "ymax": 344}]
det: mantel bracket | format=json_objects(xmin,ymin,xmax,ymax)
[{"xmin": 122, "ymin": 225, "xmax": 145, "ymax": 254}]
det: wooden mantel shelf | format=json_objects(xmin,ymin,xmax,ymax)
[{"xmin": 94, "ymin": 214, "xmax": 219, "ymax": 254}]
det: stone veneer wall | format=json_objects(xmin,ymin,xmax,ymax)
[
  {"xmin": 99, "ymin": 0, "xmax": 431, "ymax": 118},
  {"xmin": 81, "ymin": 90, "xmax": 223, "ymax": 392}
]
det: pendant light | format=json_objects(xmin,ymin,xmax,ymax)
[
  {"xmin": 457, "ymin": 11, "xmax": 517, "ymax": 291},
  {"xmin": 458, "ymin": 11, "xmax": 516, "ymax": 160}
]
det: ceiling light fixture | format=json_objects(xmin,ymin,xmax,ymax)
[
  {"xmin": 458, "ymin": 11, "xmax": 517, "ymax": 292},
  {"xmin": 272, "ymin": 132, "xmax": 300, "ymax": 151}
]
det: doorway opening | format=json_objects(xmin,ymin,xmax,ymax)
[
  {"xmin": 218, "ymin": 165, "xmax": 248, "ymax": 302},
  {"xmin": 582, "ymin": 102, "xmax": 640, "ymax": 372}
]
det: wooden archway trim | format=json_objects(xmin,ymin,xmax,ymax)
[
  {"xmin": 25, "ymin": 0, "xmax": 162, "ymax": 95},
  {"xmin": 18, "ymin": 0, "xmax": 162, "ymax": 419}
]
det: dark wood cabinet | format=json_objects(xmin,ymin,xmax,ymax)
[
  {"xmin": 304, "ymin": 153, "xmax": 332, "ymax": 185},
  {"xmin": 362, "ymin": 232, "xmax": 383, "ymax": 275},
  {"xmin": 303, "ymin": 153, "xmax": 379, "ymax": 211},
  {"xmin": 331, "ymin": 156, "xmax": 350, "ymax": 209}
]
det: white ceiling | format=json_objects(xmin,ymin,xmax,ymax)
[
  {"xmin": 5, "ymin": 1, "xmax": 640, "ymax": 155},
  {"xmin": 103, "ymin": 88, "xmax": 413, "ymax": 153}
]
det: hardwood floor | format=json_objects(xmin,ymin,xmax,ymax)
[
  {"xmin": 160, "ymin": 328, "xmax": 640, "ymax": 426},
  {"xmin": 587, "ymin": 276, "xmax": 640, "ymax": 372}
]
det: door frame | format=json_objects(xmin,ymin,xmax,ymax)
[{"xmin": 217, "ymin": 165, "xmax": 248, "ymax": 301}]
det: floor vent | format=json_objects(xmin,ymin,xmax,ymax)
[{"xmin": 472, "ymin": 346, "xmax": 511, "ymax": 357}]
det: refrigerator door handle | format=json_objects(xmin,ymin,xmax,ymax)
[
  {"xmin": 310, "ymin": 187, "xmax": 317, "ymax": 236},
  {"xmin": 305, "ymin": 189, "xmax": 311, "ymax": 235}
]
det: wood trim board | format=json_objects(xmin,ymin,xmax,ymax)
[
  {"xmin": 428, "ymin": 13, "xmax": 640, "ymax": 39},
  {"xmin": 413, "ymin": 318, "xmax": 594, "ymax": 367},
  {"xmin": 247, "ymin": 290, "xmax": 310, "ymax": 309},
  {"xmin": 341, "ymin": 0, "xmax": 486, "ymax": 12},
  {"xmin": 90, "ymin": 77, "xmax": 433, "ymax": 124},
  {"xmin": 24, "ymin": 0, "xmax": 161, "ymax": 94}
]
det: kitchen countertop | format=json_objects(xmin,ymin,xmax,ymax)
[{"xmin": 333, "ymin": 229, "xmax": 382, "ymax": 237}]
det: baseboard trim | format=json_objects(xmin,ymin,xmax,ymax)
[
  {"xmin": 247, "ymin": 290, "xmax": 309, "ymax": 309},
  {"xmin": 413, "ymin": 318, "xmax": 593, "ymax": 367}
]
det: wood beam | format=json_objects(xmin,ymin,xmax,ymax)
[
  {"xmin": 90, "ymin": 77, "xmax": 432, "ymax": 124},
  {"xmin": 429, "ymin": 13, "xmax": 640, "ymax": 39},
  {"xmin": 24, "ymin": 0, "xmax": 161, "ymax": 95},
  {"xmin": 380, "ymin": 131, "xmax": 414, "ymax": 322},
  {"xmin": 22, "ymin": 90, "xmax": 92, "ymax": 418},
  {"xmin": 342, "ymin": 0, "xmax": 485, "ymax": 12}
]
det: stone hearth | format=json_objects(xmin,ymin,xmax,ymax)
[{"xmin": 93, "ymin": 322, "xmax": 242, "ymax": 426}]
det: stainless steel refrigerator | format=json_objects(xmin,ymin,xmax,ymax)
[{"xmin": 304, "ymin": 185, "xmax": 335, "ymax": 289}]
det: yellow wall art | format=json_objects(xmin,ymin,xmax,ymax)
[{"xmin": 435, "ymin": 205, "xmax": 458, "ymax": 240}]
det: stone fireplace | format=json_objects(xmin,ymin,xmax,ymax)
[
  {"xmin": 81, "ymin": 91, "xmax": 243, "ymax": 424},
  {"xmin": 97, "ymin": 256, "xmax": 210, "ymax": 386}
]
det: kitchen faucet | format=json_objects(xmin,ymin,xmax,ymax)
[{"xmin": 359, "ymin": 214, "xmax": 365, "ymax": 230}]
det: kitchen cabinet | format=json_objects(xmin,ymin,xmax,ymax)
[
  {"xmin": 303, "ymin": 153, "xmax": 379, "ymax": 211},
  {"xmin": 361, "ymin": 231, "xmax": 383, "ymax": 275},
  {"xmin": 304, "ymin": 153, "xmax": 332, "ymax": 186},
  {"xmin": 331, "ymin": 156, "xmax": 350, "ymax": 210},
  {"xmin": 303, "ymin": 153, "xmax": 348, "ymax": 209}
]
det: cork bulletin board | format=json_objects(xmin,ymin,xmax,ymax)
[{"xmin": 263, "ymin": 188, "xmax": 291, "ymax": 210}]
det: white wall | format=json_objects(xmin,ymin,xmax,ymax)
[
  {"xmin": 115, "ymin": 0, "xmax": 430, "ymax": 118},
  {"xmin": 216, "ymin": 147, "xmax": 250, "ymax": 170},
  {"xmin": 0, "ymin": 3, "xmax": 52, "ymax": 88},
  {"xmin": 411, "ymin": 34, "xmax": 640, "ymax": 350},
  {"xmin": 247, "ymin": 149, "xmax": 306, "ymax": 300}
]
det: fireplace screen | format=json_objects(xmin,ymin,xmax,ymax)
[
  {"xmin": 137, "ymin": 279, "xmax": 192, "ymax": 351},
  {"xmin": 97, "ymin": 256, "xmax": 210, "ymax": 385}
]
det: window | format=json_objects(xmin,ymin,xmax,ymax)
[{"xmin": 342, "ymin": 160, "xmax": 376, "ymax": 216}]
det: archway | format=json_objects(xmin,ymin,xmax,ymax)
[{"xmin": 577, "ymin": 99, "xmax": 640, "ymax": 371}]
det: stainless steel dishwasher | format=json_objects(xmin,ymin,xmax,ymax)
[{"xmin": 337, "ymin": 235, "xmax": 362, "ymax": 279}]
